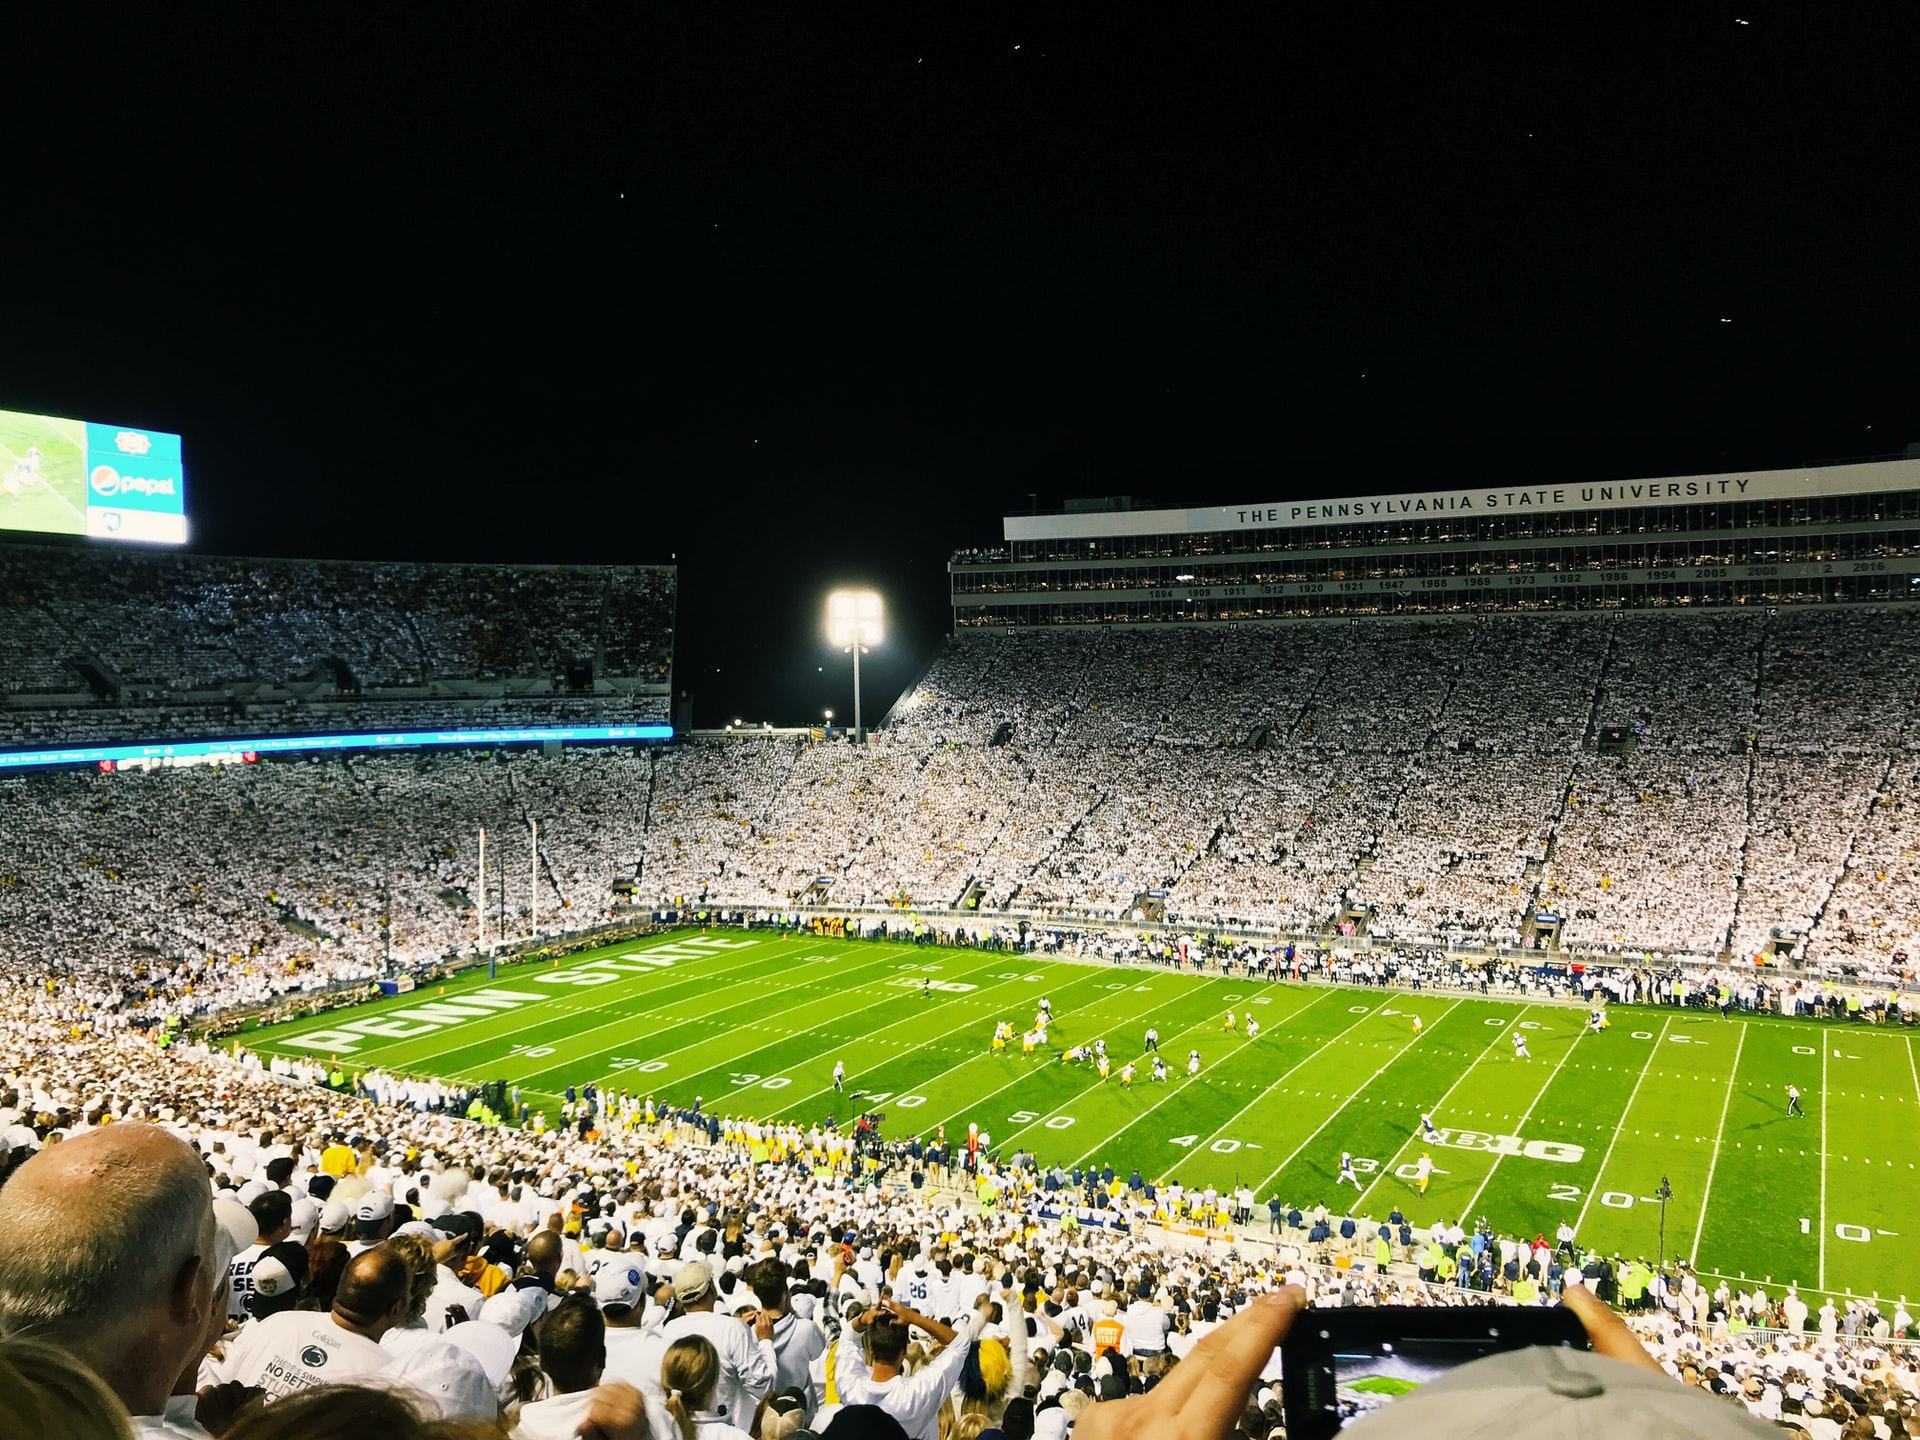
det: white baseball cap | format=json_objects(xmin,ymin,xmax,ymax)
[
  {"xmin": 287, "ymin": 1197, "xmax": 321, "ymax": 1242},
  {"xmin": 478, "ymin": 1288, "xmax": 544, "ymax": 1338},
  {"xmin": 1351, "ymin": 1344, "xmax": 1778, "ymax": 1439},
  {"xmin": 211, "ymin": 1197, "xmax": 258, "ymax": 1256},
  {"xmin": 594, "ymin": 1261, "xmax": 649, "ymax": 1312},
  {"xmin": 392, "ymin": 1338, "xmax": 499, "ymax": 1423}
]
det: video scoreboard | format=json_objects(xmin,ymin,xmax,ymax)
[{"xmin": 0, "ymin": 407, "xmax": 188, "ymax": 545}]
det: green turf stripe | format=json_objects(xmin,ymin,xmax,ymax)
[
  {"xmin": 346, "ymin": 943, "xmax": 818, "ymax": 1075},
  {"xmin": 768, "ymin": 965, "xmax": 1132, "ymax": 1128},
  {"xmin": 247, "ymin": 932, "xmax": 803, "ymax": 1068},
  {"xmin": 1238, "ymin": 998, "xmax": 1485, "ymax": 1204},
  {"xmin": 605, "ymin": 946, "xmax": 1057, "ymax": 1107},
  {"xmin": 1107, "ymin": 992, "xmax": 1417, "ymax": 1189},
  {"xmin": 348, "ymin": 937, "xmax": 878, "ymax": 1082},
  {"xmin": 471, "ymin": 940, "xmax": 931, "ymax": 1084},
  {"xmin": 1185, "ymin": 994, "xmax": 1460, "ymax": 1198},
  {"xmin": 1576, "ymin": 1010, "xmax": 1741, "ymax": 1263},
  {"xmin": 507, "ymin": 944, "xmax": 992, "ymax": 1095},
  {"xmin": 1820, "ymin": 1030, "xmax": 1920, "ymax": 1301},
  {"xmin": 1692, "ymin": 1022, "xmax": 1821, "ymax": 1289},
  {"xmin": 1486, "ymin": 1012, "xmax": 1665, "ymax": 1244},
  {"xmin": 905, "ymin": 970, "xmax": 1221, "ymax": 1137},
  {"xmin": 947, "ymin": 975, "xmax": 1250, "ymax": 1155},
  {"xmin": 238, "ymin": 927, "xmax": 735, "ymax": 1045},
  {"xmin": 1343, "ymin": 1004, "xmax": 1554, "ymax": 1219},
  {"xmin": 703, "ymin": 959, "xmax": 1124, "ymax": 1118},
  {"xmin": 1424, "ymin": 1007, "xmax": 1588, "ymax": 1230},
  {"xmin": 1055, "ymin": 987, "xmax": 1349, "ymax": 1173}
]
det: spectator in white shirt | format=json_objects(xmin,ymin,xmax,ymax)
[
  {"xmin": 745, "ymin": 1257, "xmax": 824, "ymax": 1398},
  {"xmin": 217, "ymin": 1248, "xmax": 408, "ymax": 1398},
  {"xmin": 227, "ymin": 1191, "xmax": 293, "ymax": 1321},
  {"xmin": 512, "ymin": 1295, "xmax": 615, "ymax": 1440},
  {"xmin": 651, "ymin": 1261, "xmax": 776, "ymax": 1428},
  {"xmin": 833, "ymin": 1297, "xmax": 989, "ymax": 1440},
  {"xmin": 1124, "ymin": 1281, "xmax": 1172, "ymax": 1374}
]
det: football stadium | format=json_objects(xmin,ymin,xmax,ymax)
[{"xmin": 4, "ymin": 11, "xmax": 1919, "ymax": 1440}]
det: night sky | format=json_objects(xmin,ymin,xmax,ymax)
[{"xmin": 6, "ymin": 6, "xmax": 1915, "ymax": 725}]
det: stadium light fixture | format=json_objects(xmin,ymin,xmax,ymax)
[{"xmin": 825, "ymin": 589, "xmax": 884, "ymax": 738}]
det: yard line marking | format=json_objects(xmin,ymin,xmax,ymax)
[
  {"xmin": 766, "ymin": 964, "xmax": 1124, "ymax": 1115},
  {"xmin": 493, "ymin": 942, "xmax": 985, "ymax": 1088},
  {"xmin": 1689, "ymin": 1021, "xmax": 1746, "ymax": 1266},
  {"xmin": 1248, "ymin": 998, "xmax": 1465, "ymax": 1196},
  {"xmin": 637, "ymin": 949, "xmax": 1077, "ymax": 1101},
  {"xmin": 1001, "ymin": 978, "xmax": 1266, "ymax": 1157},
  {"xmin": 485, "ymin": 943, "xmax": 934, "ymax": 1082},
  {"xmin": 1350, "ymin": 1003, "xmax": 1538, "ymax": 1215},
  {"xmin": 1453, "ymin": 1012, "xmax": 1586, "ymax": 1226},
  {"xmin": 1906, "ymin": 1034, "xmax": 1920, "ymax": 1107},
  {"xmin": 1068, "ymin": 989, "xmax": 1346, "ymax": 1169},
  {"xmin": 1819, "ymin": 1038, "xmax": 1830, "ymax": 1290},
  {"xmin": 1128, "ymin": 990, "xmax": 1359, "ymax": 1182},
  {"xmin": 473, "ymin": 937, "xmax": 891, "ymax": 1053},
  {"xmin": 1571, "ymin": 1015, "xmax": 1668, "ymax": 1240},
  {"xmin": 917, "ymin": 977, "xmax": 1227, "ymax": 1132},
  {"xmin": 311, "ymin": 934, "xmax": 821, "ymax": 1066}
]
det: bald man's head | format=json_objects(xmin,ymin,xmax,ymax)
[
  {"xmin": 527, "ymin": 1230, "xmax": 564, "ymax": 1278},
  {"xmin": 0, "ymin": 1123, "xmax": 219, "ymax": 1414},
  {"xmin": 331, "ymin": 1245, "xmax": 412, "ymax": 1338}
]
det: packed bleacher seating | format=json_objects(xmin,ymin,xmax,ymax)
[
  {"xmin": 2, "ymin": 607, "xmax": 1919, "ymax": 1037},
  {"xmin": 7, "ymin": 601, "xmax": 1920, "ymax": 1436},
  {"xmin": 0, "ymin": 545, "xmax": 675, "ymax": 735}
]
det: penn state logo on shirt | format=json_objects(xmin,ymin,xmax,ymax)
[{"xmin": 301, "ymin": 1346, "xmax": 329, "ymax": 1369}]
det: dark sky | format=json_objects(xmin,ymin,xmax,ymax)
[{"xmin": 5, "ymin": 5, "xmax": 1916, "ymax": 725}]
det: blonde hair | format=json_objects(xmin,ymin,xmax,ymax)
[
  {"xmin": 0, "ymin": 1338, "xmax": 134, "ymax": 1440},
  {"xmin": 384, "ymin": 1232, "xmax": 439, "ymax": 1325},
  {"xmin": 661, "ymin": 1335, "xmax": 721, "ymax": 1440},
  {"xmin": 953, "ymin": 1414, "xmax": 991, "ymax": 1440}
]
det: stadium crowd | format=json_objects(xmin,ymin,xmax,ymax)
[
  {"xmin": 4, "ymin": 592, "xmax": 1920, "ymax": 1433},
  {"xmin": 0, "ymin": 1012, "xmax": 1911, "ymax": 1439},
  {"xmin": 0, "ymin": 545, "xmax": 676, "ymax": 696},
  {"xmin": 1, "ymin": 608, "xmax": 1917, "ymax": 1033}
]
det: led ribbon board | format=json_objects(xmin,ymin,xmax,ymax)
[{"xmin": 0, "ymin": 723, "xmax": 674, "ymax": 771}]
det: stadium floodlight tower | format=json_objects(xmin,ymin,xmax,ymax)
[{"xmin": 825, "ymin": 589, "xmax": 884, "ymax": 739}]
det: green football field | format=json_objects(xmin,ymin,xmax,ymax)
[{"xmin": 241, "ymin": 928, "xmax": 1920, "ymax": 1310}]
